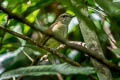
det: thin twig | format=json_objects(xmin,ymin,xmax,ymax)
[
  {"xmin": 57, "ymin": 73, "xmax": 64, "ymax": 80},
  {"xmin": 94, "ymin": 6, "xmax": 117, "ymax": 49},
  {"xmin": 103, "ymin": 21, "xmax": 117, "ymax": 49},
  {"xmin": 22, "ymin": 50, "xmax": 34, "ymax": 63}
]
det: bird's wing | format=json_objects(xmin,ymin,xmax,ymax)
[
  {"xmin": 39, "ymin": 23, "xmax": 55, "ymax": 45},
  {"xmin": 40, "ymin": 34, "xmax": 50, "ymax": 45},
  {"xmin": 40, "ymin": 20, "xmax": 59, "ymax": 45}
]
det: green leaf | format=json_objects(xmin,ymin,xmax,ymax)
[
  {"xmin": 6, "ymin": 0, "xmax": 27, "ymax": 9},
  {"xmin": 23, "ymin": 0, "xmax": 53, "ymax": 17},
  {"xmin": 96, "ymin": 0, "xmax": 120, "ymax": 16},
  {"xmin": 112, "ymin": 48, "xmax": 120, "ymax": 55},
  {"xmin": 0, "ymin": 13, "xmax": 7, "ymax": 26},
  {"xmin": 115, "ymin": 41, "xmax": 120, "ymax": 48},
  {"xmin": 0, "ymin": 63, "xmax": 95, "ymax": 79}
]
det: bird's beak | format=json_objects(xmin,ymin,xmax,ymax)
[{"xmin": 71, "ymin": 15, "xmax": 75, "ymax": 18}]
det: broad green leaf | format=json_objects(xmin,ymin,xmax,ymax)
[
  {"xmin": 12, "ymin": 3, "xmax": 28, "ymax": 15},
  {"xmin": 0, "ymin": 63, "xmax": 95, "ymax": 79},
  {"xmin": 23, "ymin": 24, "xmax": 30, "ymax": 34},
  {"xmin": 112, "ymin": 48, "xmax": 120, "ymax": 55},
  {"xmin": 0, "ymin": 48, "xmax": 6, "ymax": 54},
  {"xmin": 26, "ymin": 9, "xmax": 39, "ymax": 23},
  {"xmin": 2, "ymin": 42, "xmax": 21, "ymax": 50},
  {"xmin": 87, "ymin": 0, "xmax": 95, "ymax": 6},
  {"xmin": 0, "ymin": 13, "xmax": 7, "ymax": 26}
]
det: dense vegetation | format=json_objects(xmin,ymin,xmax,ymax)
[{"xmin": 0, "ymin": 0, "xmax": 120, "ymax": 80}]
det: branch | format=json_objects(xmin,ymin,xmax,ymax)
[
  {"xmin": 0, "ymin": 26, "xmax": 80, "ymax": 67},
  {"xmin": 78, "ymin": 5, "xmax": 112, "ymax": 80},
  {"xmin": 0, "ymin": 26, "xmax": 96, "ymax": 80},
  {"xmin": 0, "ymin": 6, "xmax": 120, "ymax": 73}
]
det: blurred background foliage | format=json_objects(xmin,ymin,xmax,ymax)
[{"xmin": 0, "ymin": 0, "xmax": 120, "ymax": 80}]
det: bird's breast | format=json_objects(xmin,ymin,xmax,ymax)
[{"xmin": 52, "ymin": 21, "xmax": 68, "ymax": 38}]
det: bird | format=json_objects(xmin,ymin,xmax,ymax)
[
  {"xmin": 39, "ymin": 13, "xmax": 74, "ymax": 64},
  {"xmin": 40, "ymin": 13, "xmax": 74, "ymax": 48}
]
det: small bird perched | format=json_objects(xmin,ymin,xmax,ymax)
[
  {"xmin": 40, "ymin": 13, "xmax": 74, "ymax": 48},
  {"xmin": 39, "ymin": 13, "xmax": 74, "ymax": 63}
]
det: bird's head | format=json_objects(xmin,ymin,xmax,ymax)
[{"xmin": 56, "ymin": 13, "xmax": 74, "ymax": 25}]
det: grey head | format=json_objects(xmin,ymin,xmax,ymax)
[{"xmin": 57, "ymin": 13, "xmax": 74, "ymax": 25}]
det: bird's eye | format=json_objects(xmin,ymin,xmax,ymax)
[{"xmin": 62, "ymin": 15, "xmax": 67, "ymax": 18}]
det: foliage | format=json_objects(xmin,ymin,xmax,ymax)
[
  {"xmin": 0, "ymin": 63, "xmax": 95, "ymax": 79},
  {"xmin": 0, "ymin": 0, "xmax": 120, "ymax": 80}
]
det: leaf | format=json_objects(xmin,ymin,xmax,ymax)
[
  {"xmin": 6, "ymin": 0, "xmax": 27, "ymax": 9},
  {"xmin": 112, "ymin": 48, "xmax": 120, "ymax": 55},
  {"xmin": 115, "ymin": 41, "xmax": 120, "ymax": 48},
  {"xmin": 96, "ymin": 0, "xmax": 120, "ymax": 16},
  {"xmin": 23, "ymin": 0, "xmax": 53, "ymax": 17},
  {"xmin": 0, "ymin": 63, "xmax": 95, "ymax": 79},
  {"xmin": 0, "ymin": 13, "xmax": 7, "ymax": 26}
]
